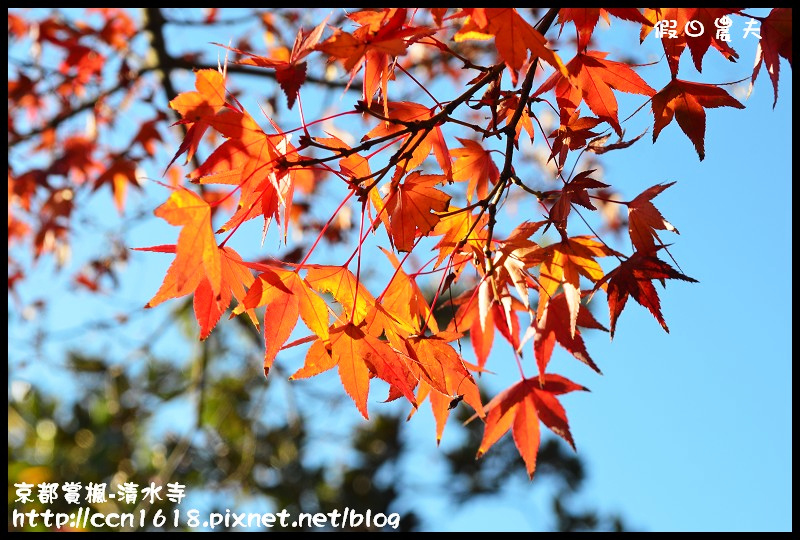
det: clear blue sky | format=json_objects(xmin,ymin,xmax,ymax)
[
  {"xmin": 431, "ymin": 12, "xmax": 793, "ymax": 532},
  {"xmin": 433, "ymin": 12, "xmax": 793, "ymax": 531},
  {"xmin": 9, "ymin": 8, "xmax": 792, "ymax": 532}
]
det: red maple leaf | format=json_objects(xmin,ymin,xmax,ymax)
[
  {"xmin": 476, "ymin": 374, "xmax": 587, "ymax": 478},
  {"xmin": 559, "ymin": 8, "xmax": 652, "ymax": 51},
  {"xmin": 548, "ymin": 109, "xmax": 603, "ymax": 168},
  {"xmin": 215, "ymin": 17, "xmax": 327, "ymax": 109},
  {"xmin": 529, "ymin": 291, "xmax": 607, "ymax": 376},
  {"xmin": 626, "ymin": 182, "xmax": 679, "ymax": 255},
  {"xmin": 651, "ymin": 79, "xmax": 744, "ymax": 160},
  {"xmin": 593, "ymin": 252, "xmax": 698, "ymax": 338},
  {"xmin": 547, "ymin": 169, "xmax": 609, "ymax": 233},
  {"xmin": 641, "ymin": 8, "xmax": 740, "ymax": 77},
  {"xmin": 750, "ymin": 8, "xmax": 792, "ymax": 107},
  {"xmin": 451, "ymin": 138, "xmax": 500, "ymax": 203}
]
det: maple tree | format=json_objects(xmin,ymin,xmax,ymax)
[{"xmin": 8, "ymin": 8, "xmax": 792, "ymax": 483}]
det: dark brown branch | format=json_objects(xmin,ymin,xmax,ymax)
[
  {"xmin": 144, "ymin": 7, "xmax": 181, "ymax": 102},
  {"xmin": 485, "ymin": 7, "xmax": 561, "ymax": 274},
  {"xmin": 162, "ymin": 11, "xmax": 269, "ymax": 27},
  {"xmin": 144, "ymin": 7, "xmax": 208, "ymax": 173},
  {"xmin": 283, "ymin": 64, "xmax": 505, "ymax": 171}
]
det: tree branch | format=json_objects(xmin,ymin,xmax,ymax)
[{"xmin": 144, "ymin": 7, "xmax": 181, "ymax": 102}]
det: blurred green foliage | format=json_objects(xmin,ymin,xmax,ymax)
[{"xmin": 8, "ymin": 303, "xmax": 626, "ymax": 532}]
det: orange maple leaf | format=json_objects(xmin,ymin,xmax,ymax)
[
  {"xmin": 491, "ymin": 221, "xmax": 545, "ymax": 313},
  {"xmin": 167, "ymin": 69, "xmax": 226, "ymax": 167},
  {"xmin": 362, "ymin": 101, "xmax": 453, "ymax": 180},
  {"xmin": 189, "ymin": 108, "xmax": 298, "ymax": 239},
  {"xmin": 494, "ymin": 93, "xmax": 535, "ymax": 144},
  {"xmin": 448, "ymin": 287, "xmax": 522, "ymax": 370},
  {"xmin": 526, "ymin": 236, "xmax": 614, "ymax": 338},
  {"xmin": 193, "ymin": 246, "xmax": 256, "ymax": 340},
  {"xmin": 291, "ymin": 324, "xmax": 418, "ymax": 419},
  {"xmin": 451, "ymin": 138, "xmax": 500, "ymax": 203},
  {"xmin": 405, "ymin": 332, "xmax": 485, "ymax": 437},
  {"xmin": 385, "ymin": 172, "xmax": 451, "ymax": 252},
  {"xmin": 92, "ymin": 158, "xmax": 141, "ymax": 214},
  {"xmin": 131, "ymin": 113, "xmax": 166, "ymax": 157},
  {"xmin": 312, "ymin": 135, "xmax": 372, "ymax": 182},
  {"xmin": 304, "ymin": 264, "xmax": 375, "ymax": 325},
  {"xmin": 535, "ymin": 51, "xmax": 655, "ymax": 136},
  {"xmin": 239, "ymin": 267, "xmax": 330, "ymax": 375},
  {"xmin": 454, "ymin": 8, "xmax": 566, "ymax": 85},
  {"xmin": 378, "ymin": 246, "xmax": 439, "ymax": 337},
  {"xmin": 407, "ymin": 345, "xmax": 488, "ymax": 444},
  {"xmin": 139, "ymin": 188, "xmax": 221, "ymax": 309},
  {"xmin": 410, "ymin": 381, "xmax": 456, "ymax": 444},
  {"xmin": 431, "ymin": 207, "xmax": 489, "ymax": 268},
  {"xmin": 316, "ymin": 9, "xmax": 432, "ymax": 110}
]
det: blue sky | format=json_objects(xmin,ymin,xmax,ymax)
[
  {"xmin": 430, "ymin": 13, "xmax": 793, "ymax": 531},
  {"xmin": 9, "ymin": 8, "xmax": 791, "ymax": 532}
]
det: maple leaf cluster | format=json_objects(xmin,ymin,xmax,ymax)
[
  {"xmin": 9, "ymin": 8, "xmax": 153, "ymax": 291},
  {"xmin": 8, "ymin": 8, "xmax": 791, "ymax": 480}
]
